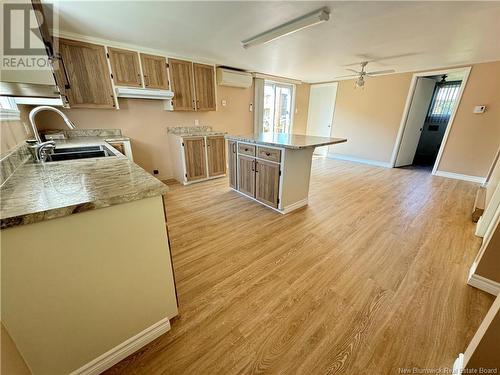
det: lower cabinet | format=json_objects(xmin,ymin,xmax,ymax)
[
  {"xmin": 230, "ymin": 142, "xmax": 281, "ymax": 209},
  {"xmin": 169, "ymin": 135, "xmax": 226, "ymax": 184}
]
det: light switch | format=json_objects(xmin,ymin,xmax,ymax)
[{"xmin": 473, "ymin": 105, "xmax": 486, "ymax": 114}]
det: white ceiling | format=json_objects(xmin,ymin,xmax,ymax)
[{"xmin": 48, "ymin": 1, "xmax": 500, "ymax": 83}]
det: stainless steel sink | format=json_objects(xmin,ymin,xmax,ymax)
[{"xmin": 46, "ymin": 145, "xmax": 116, "ymax": 162}]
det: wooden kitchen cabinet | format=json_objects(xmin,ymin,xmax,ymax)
[
  {"xmin": 238, "ymin": 155, "xmax": 256, "ymax": 198},
  {"xmin": 108, "ymin": 47, "xmax": 142, "ymax": 87},
  {"xmin": 255, "ymin": 160, "xmax": 280, "ymax": 208},
  {"xmin": 183, "ymin": 137, "xmax": 207, "ymax": 181},
  {"xmin": 207, "ymin": 136, "xmax": 226, "ymax": 177},
  {"xmin": 193, "ymin": 63, "xmax": 216, "ymax": 111},
  {"xmin": 57, "ymin": 38, "xmax": 115, "ymax": 108},
  {"xmin": 169, "ymin": 58, "xmax": 195, "ymax": 110},
  {"xmin": 140, "ymin": 53, "xmax": 169, "ymax": 89},
  {"xmin": 228, "ymin": 140, "xmax": 237, "ymax": 189}
]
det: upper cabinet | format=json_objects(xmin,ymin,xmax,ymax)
[
  {"xmin": 57, "ymin": 38, "xmax": 115, "ymax": 109},
  {"xmin": 169, "ymin": 58, "xmax": 195, "ymax": 111},
  {"xmin": 193, "ymin": 63, "xmax": 216, "ymax": 111},
  {"xmin": 108, "ymin": 48, "xmax": 142, "ymax": 87},
  {"xmin": 140, "ymin": 54, "xmax": 169, "ymax": 89},
  {"xmin": 169, "ymin": 59, "xmax": 216, "ymax": 112}
]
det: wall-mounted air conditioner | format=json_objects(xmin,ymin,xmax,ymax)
[{"xmin": 216, "ymin": 68, "xmax": 253, "ymax": 88}]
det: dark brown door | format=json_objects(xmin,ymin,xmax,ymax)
[
  {"xmin": 140, "ymin": 53, "xmax": 169, "ymax": 89},
  {"xmin": 238, "ymin": 155, "xmax": 255, "ymax": 197},
  {"xmin": 169, "ymin": 59, "xmax": 195, "ymax": 111},
  {"xmin": 184, "ymin": 137, "xmax": 207, "ymax": 181},
  {"xmin": 108, "ymin": 48, "xmax": 142, "ymax": 87},
  {"xmin": 255, "ymin": 160, "xmax": 280, "ymax": 208},
  {"xmin": 228, "ymin": 141, "xmax": 237, "ymax": 189},
  {"xmin": 207, "ymin": 136, "xmax": 226, "ymax": 177},
  {"xmin": 57, "ymin": 38, "xmax": 115, "ymax": 108},
  {"xmin": 193, "ymin": 63, "xmax": 216, "ymax": 111}
]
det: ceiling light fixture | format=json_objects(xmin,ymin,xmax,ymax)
[{"xmin": 241, "ymin": 7, "xmax": 330, "ymax": 49}]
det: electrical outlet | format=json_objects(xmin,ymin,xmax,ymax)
[
  {"xmin": 194, "ymin": 119, "xmax": 199, "ymax": 126},
  {"xmin": 153, "ymin": 170, "xmax": 159, "ymax": 175}
]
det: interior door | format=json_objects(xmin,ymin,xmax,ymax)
[
  {"xmin": 306, "ymin": 83, "xmax": 338, "ymax": 156},
  {"xmin": 395, "ymin": 77, "xmax": 436, "ymax": 167},
  {"xmin": 193, "ymin": 63, "xmax": 216, "ymax": 111},
  {"xmin": 169, "ymin": 58, "xmax": 195, "ymax": 111},
  {"xmin": 255, "ymin": 160, "xmax": 280, "ymax": 208},
  {"xmin": 207, "ymin": 136, "xmax": 226, "ymax": 177},
  {"xmin": 238, "ymin": 155, "xmax": 255, "ymax": 197},
  {"xmin": 183, "ymin": 137, "xmax": 207, "ymax": 181},
  {"xmin": 108, "ymin": 48, "xmax": 142, "ymax": 87},
  {"xmin": 228, "ymin": 141, "xmax": 237, "ymax": 189},
  {"xmin": 57, "ymin": 38, "xmax": 115, "ymax": 108},
  {"xmin": 140, "ymin": 53, "xmax": 168, "ymax": 89}
]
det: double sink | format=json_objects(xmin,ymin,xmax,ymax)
[{"xmin": 46, "ymin": 145, "xmax": 116, "ymax": 162}]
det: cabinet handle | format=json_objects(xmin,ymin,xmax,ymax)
[
  {"xmin": 265, "ymin": 152, "xmax": 271, "ymax": 156},
  {"xmin": 137, "ymin": 73, "xmax": 142, "ymax": 85},
  {"xmin": 244, "ymin": 148, "xmax": 249, "ymax": 151},
  {"xmin": 252, "ymin": 160, "xmax": 255, "ymax": 172},
  {"xmin": 144, "ymin": 74, "xmax": 149, "ymax": 86},
  {"xmin": 232, "ymin": 143, "xmax": 236, "ymax": 153},
  {"xmin": 255, "ymin": 161, "xmax": 258, "ymax": 173},
  {"xmin": 196, "ymin": 99, "xmax": 200, "ymax": 110}
]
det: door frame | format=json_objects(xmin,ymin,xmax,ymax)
[{"xmin": 390, "ymin": 66, "xmax": 471, "ymax": 174}]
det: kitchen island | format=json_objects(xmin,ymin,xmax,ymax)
[{"xmin": 225, "ymin": 133, "xmax": 347, "ymax": 213}]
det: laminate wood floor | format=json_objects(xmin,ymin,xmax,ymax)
[{"xmin": 106, "ymin": 158, "xmax": 494, "ymax": 375}]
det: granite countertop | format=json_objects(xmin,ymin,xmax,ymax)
[
  {"xmin": 225, "ymin": 133, "xmax": 347, "ymax": 149},
  {"xmin": 166, "ymin": 125, "xmax": 225, "ymax": 137},
  {"xmin": 0, "ymin": 137, "xmax": 167, "ymax": 229},
  {"xmin": 176, "ymin": 131, "xmax": 226, "ymax": 137}
]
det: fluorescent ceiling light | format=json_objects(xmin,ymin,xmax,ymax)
[{"xmin": 242, "ymin": 7, "xmax": 330, "ymax": 49}]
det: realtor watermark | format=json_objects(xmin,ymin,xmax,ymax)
[
  {"xmin": 1, "ymin": 1, "xmax": 59, "ymax": 70},
  {"xmin": 398, "ymin": 367, "xmax": 498, "ymax": 374}
]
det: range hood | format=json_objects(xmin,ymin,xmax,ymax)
[{"xmin": 115, "ymin": 87, "xmax": 174, "ymax": 100}]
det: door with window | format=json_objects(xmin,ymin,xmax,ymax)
[{"xmin": 262, "ymin": 82, "xmax": 293, "ymax": 134}]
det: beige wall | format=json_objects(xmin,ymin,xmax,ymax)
[
  {"xmin": 1, "ymin": 324, "xmax": 31, "ymax": 375},
  {"xmin": 37, "ymin": 85, "xmax": 253, "ymax": 179},
  {"xmin": 329, "ymin": 61, "xmax": 500, "ymax": 177},
  {"xmin": 293, "ymin": 83, "xmax": 311, "ymax": 134},
  {"xmin": 0, "ymin": 105, "xmax": 32, "ymax": 156},
  {"xmin": 330, "ymin": 73, "xmax": 413, "ymax": 163}
]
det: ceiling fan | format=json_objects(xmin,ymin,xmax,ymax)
[{"xmin": 335, "ymin": 61, "xmax": 395, "ymax": 88}]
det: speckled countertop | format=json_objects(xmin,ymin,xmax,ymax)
[
  {"xmin": 1, "ymin": 137, "xmax": 168, "ymax": 229},
  {"xmin": 225, "ymin": 133, "xmax": 347, "ymax": 150}
]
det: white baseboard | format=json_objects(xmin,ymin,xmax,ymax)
[
  {"xmin": 282, "ymin": 198, "xmax": 309, "ymax": 214},
  {"xmin": 70, "ymin": 317, "xmax": 171, "ymax": 375},
  {"xmin": 467, "ymin": 273, "xmax": 500, "ymax": 296},
  {"xmin": 452, "ymin": 353, "xmax": 464, "ymax": 374},
  {"xmin": 434, "ymin": 171, "xmax": 486, "ymax": 184},
  {"xmin": 326, "ymin": 153, "xmax": 392, "ymax": 168}
]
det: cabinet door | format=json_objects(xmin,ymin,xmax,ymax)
[
  {"xmin": 255, "ymin": 160, "xmax": 280, "ymax": 208},
  {"xmin": 140, "ymin": 53, "xmax": 168, "ymax": 89},
  {"xmin": 57, "ymin": 38, "xmax": 115, "ymax": 108},
  {"xmin": 228, "ymin": 141, "xmax": 237, "ymax": 189},
  {"xmin": 207, "ymin": 136, "xmax": 226, "ymax": 177},
  {"xmin": 193, "ymin": 63, "xmax": 216, "ymax": 111},
  {"xmin": 108, "ymin": 48, "xmax": 142, "ymax": 87},
  {"xmin": 169, "ymin": 59, "xmax": 195, "ymax": 111},
  {"xmin": 184, "ymin": 137, "xmax": 207, "ymax": 181},
  {"xmin": 238, "ymin": 155, "xmax": 255, "ymax": 197}
]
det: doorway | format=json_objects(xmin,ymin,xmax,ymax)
[
  {"xmin": 262, "ymin": 81, "xmax": 294, "ymax": 134},
  {"xmin": 306, "ymin": 82, "xmax": 338, "ymax": 156},
  {"xmin": 392, "ymin": 67, "xmax": 470, "ymax": 172}
]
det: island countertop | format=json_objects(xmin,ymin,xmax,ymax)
[
  {"xmin": 0, "ymin": 137, "xmax": 168, "ymax": 229},
  {"xmin": 225, "ymin": 133, "xmax": 347, "ymax": 149}
]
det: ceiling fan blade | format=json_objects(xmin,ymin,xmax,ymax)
[
  {"xmin": 366, "ymin": 69, "xmax": 396, "ymax": 76},
  {"xmin": 332, "ymin": 74, "xmax": 360, "ymax": 79},
  {"xmin": 346, "ymin": 68, "xmax": 361, "ymax": 74}
]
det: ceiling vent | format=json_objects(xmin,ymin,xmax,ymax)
[{"xmin": 216, "ymin": 68, "xmax": 253, "ymax": 88}]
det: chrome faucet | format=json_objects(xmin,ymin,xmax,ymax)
[{"xmin": 27, "ymin": 106, "xmax": 77, "ymax": 162}]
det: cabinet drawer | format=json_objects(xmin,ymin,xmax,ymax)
[
  {"xmin": 257, "ymin": 146, "xmax": 281, "ymax": 163},
  {"xmin": 238, "ymin": 143, "xmax": 256, "ymax": 157}
]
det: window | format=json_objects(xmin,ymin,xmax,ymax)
[
  {"xmin": 425, "ymin": 81, "xmax": 461, "ymax": 124},
  {"xmin": 262, "ymin": 81, "xmax": 294, "ymax": 134},
  {"xmin": 0, "ymin": 97, "xmax": 20, "ymax": 121}
]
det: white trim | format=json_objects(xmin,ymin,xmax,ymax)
[
  {"xmin": 69, "ymin": 317, "xmax": 171, "ymax": 375},
  {"xmin": 230, "ymin": 188, "xmax": 307, "ymax": 214},
  {"xmin": 390, "ymin": 66, "xmax": 472, "ymax": 174},
  {"xmin": 476, "ymin": 183, "xmax": 500, "ymax": 237},
  {"xmin": 327, "ymin": 153, "xmax": 392, "ymax": 168},
  {"xmin": 13, "ymin": 97, "xmax": 63, "ymax": 106},
  {"xmin": 452, "ymin": 353, "xmax": 464, "ymax": 375},
  {"xmin": 467, "ymin": 274, "xmax": 500, "ymax": 296},
  {"xmin": 0, "ymin": 108, "xmax": 21, "ymax": 121},
  {"xmin": 434, "ymin": 171, "xmax": 486, "ymax": 184}
]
